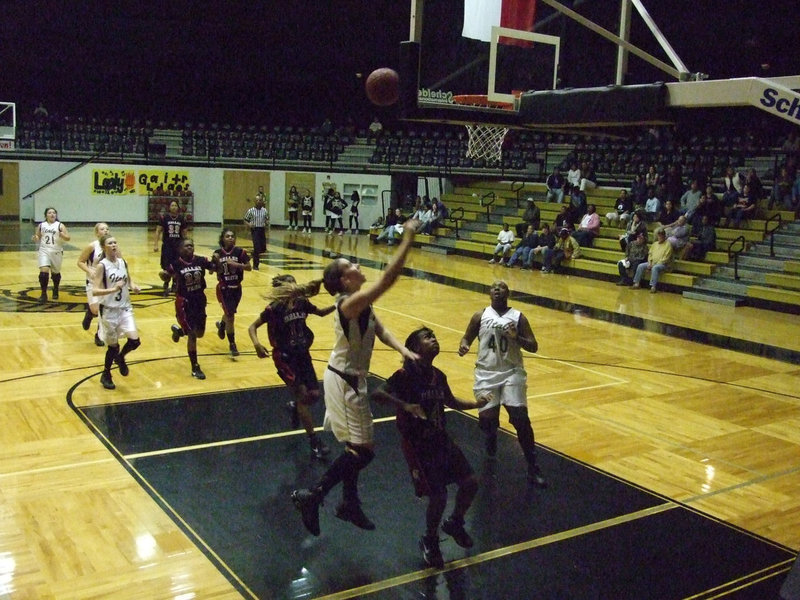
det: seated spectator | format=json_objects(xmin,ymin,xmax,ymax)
[
  {"xmin": 721, "ymin": 166, "xmax": 743, "ymax": 208},
  {"xmin": 546, "ymin": 167, "xmax": 566, "ymax": 203},
  {"xmin": 419, "ymin": 202, "xmax": 443, "ymax": 235},
  {"xmin": 368, "ymin": 116, "xmax": 383, "ymax": 138},
  {"xmin": 528, "ymin": 223, "xmax": 556, "ymax": 269},
  {"xmin": 664, "ymin": 214, "xmax": 690, "ymax": 256},
  {"xmin": 606, "ymin": 189, "xmax": 633, "ymax": 226},
  {"xmin": 691, "ymin": 186, "xmax": 722, "ymax": 229},
  {"xmin": 630, "ymin": 173, "xmax": 647, "ymax": 209},
  {"xmin": 727, "ymin": 184, "xmax": 757, "ymax": 229},
  {"xmin": 414, "ymin": 202, "xmax": 435, "ymax": 233},
  {"xmin": 579, "ymin": 162, "xmax": 598, "ymax": 192},
  {"xmin": 679, "ymin": 180, "xmax": 702, "ymax": 220},
  {"xmin": 505, "ymin": 225, "xmax": 538, "ymax": 268},
  {"xmin": 375, "ymin": 208, "xmax": 403, "ymax": 244},
  {"xmin": 684, "ymin": 215, "xmax": 716, "ymax": 261},
  {"xmin": 644, "ymin": 186, "xmax": 661, "ymax": 222},
  {"xmin": 568, "ymin": 188, "xmax": 587, "ymax": 223},
  {"xmin": 488, "ymin": 223, "xmax": 515, "ymax": 264},
  {"xmin": 631, "ymin": 227, "xmax": 673, "ymax": 293},
  {"xmin": 619, "ymin": 209, "xmax": 647, "ymax": 250},
  {"xmin": 572, "ymin": 204, "xmax": 601, "ymax": 248},
  {"xmin": 645, "ymin": 164, "xmax": 661, "ymax": 190},
  {"xmin": 770, "ymin": 166, "xmax": 793, "ymax": 210},
  {"xmin": 553, "ymin": 203, "xmax": 574, "ymax": 232},
  {"xmin": 566, "ymin": 162, "xmax": 581, "ymax": 193},
  {"xmin": 658, "ymin": 199, "xmax": 680, "ymax": 227},
  {"xmin": 616, "ymin": 231, "xmax": 648, "ymax": 286},
  {"xmin": 542, "ymin": 227, "xmax": 580, "ymax": 273},
  {"xmin": 516, "ymin": 197, "xmax": 540, "ymax": 237},
  {"xmin": 662, "ymin": 164, "xmax": 684, "ymax": 205},
  {"xmin": 745, "ymin": 168, "xmax": 763, "ymax": 202}
]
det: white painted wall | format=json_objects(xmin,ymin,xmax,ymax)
[{"xmin": 17, "ymin": 160, "xmax": 393, "ymax": 228}]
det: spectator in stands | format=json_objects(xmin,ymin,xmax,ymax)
[
  {"xmin": 516, "ymin": 198, "xmax": 540, "ymax": 237},
  {"xmin": 721, "ymin": 166, "xmax": 743, "ymax": 209},
  {"xmin": 606, "ymin": 189, "xmax": 633, "ymax": 226},
  {"xmin": 662, "ymin": 164, "xmax": 684, "ymax": 205},
  {"xmin": 658, "ymin": 199, "xmax": 680, "ymax": 227},
  {"xmin": 541, "ymin": 227, "xmax": 580, "ymax": 274},
  {"xmin": 528, "ymin": 224, "xmax": 556, "ymax": 270},
  {"xmin": 553, "ymin": 204, "xmax": 574, "ymax": 231},
  {"xmin": 645, "ymin": 165, "xmax": 661, "ymax": 190},
  {"xmin": 745, "ymin": 169, "xmax": 763, "ymax": 203},
  {"xmin": 33, "ymin": 102, "xmax": 49, "ymax": 120},
  {"xmin": 679, "ymin": 180, "xmax": 702, "ymax": 221},
  {"xmin": 688, "ymin": 159, "xmax": 709, "ymax": 191},
  {"xmin": 631, "ymin": 173, "xmax": 647, "ymax": 209},
  {"xmin": 771, "ymin": 165, "xmax": 793, "ymax": 210},
  {"xmin": 619, "ymin": 209, "xmax": 647, "ymax": 250},
  {"xmin": 664, "ymin": 215, "xmax": 690, "ymax": 256},
  {"xmin": 420, "ymin": 202, "xmax": 443, "ymax": 235},
  {"xmin": 505, "ymin": 225, "xmax": 538, "ymax": 268},
  {"xmin": 546, "ymin": 167, "xmax": 565, "ymax": 203},
  {"xmin": 690, "ymin": 187, "xmax": 719, "ymax": 230},
  {"xmin": 728, "ymin": 184, "xmax": 757, "ymax": 229},
  {"xmin": 414, "ymin": 201, "xmax": 435, "ymax": 234},
  {"xmin": 572, "ymin": 204, "xmax": 601, "ymax": 248},
  {"xmin": 488, "ymin": 223, "xmax": 515, "ymax": 264},
  {"xmin": 375, "ymin": 208, "xmax": 403, "ymax": 244},
  {"xmin": 616, "ymin": 231, "xmax": 648, "ymax": 286},
  {"xmin": 579, "ymin": 162, "xmax": 598, "ymax": 193},
  {"xmin": 568, "ymin": 188, "xmax": 587, "ymax": 223},
  {"xmin": 566, "ymin": 162, "xmax": 581, "ymax": 193},
  {"xmin": 684, "ymin": 215, "xmax": 716, "ymax": 261},
  {"xmin": 368, "ymin": 116, "xmax": 383, "ymax": 139},
  {"xmin": 644, "ymin": 186, "xmax": 661, "ymax": 222},
  {"xmin": 631, "ymin": 227, "xmax": 673, "ymax": 293}
]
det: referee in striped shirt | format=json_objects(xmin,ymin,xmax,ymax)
[{"xmin": 244, "ymin": 195, "xmax": 269, "ymax": 270}]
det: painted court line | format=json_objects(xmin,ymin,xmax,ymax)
[{"xmin": 314, "ymin": 503, "xmax": 677, "ymax": 600}]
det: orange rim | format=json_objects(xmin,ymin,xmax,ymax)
[{"xmin": 452, "ymin": 94, "xmax": 514, "ymax": 110}]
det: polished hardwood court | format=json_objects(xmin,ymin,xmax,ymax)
[{"xmin": 0, "ymin": 223, "xmax": 798, "ymax": 598}]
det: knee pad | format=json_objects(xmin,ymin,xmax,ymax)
[
  {"xmin": 124, "ymin": 338, "xmax": 142, "ymax": 351},
  {"xmin": 346, "ymin": 444, "xmax": 375, "ymax": 470},
  {"xmin": 507, "ymin": 406, "xmax": 531, "ymax": 429}
]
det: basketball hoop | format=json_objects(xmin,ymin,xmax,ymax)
[
  {"xmin": 464, "ymin": 124, "xmax": 509, "ymax": 163},
  {"xmin": 452, "ymin": 94, "xmax": 513, "ymax": 163}
]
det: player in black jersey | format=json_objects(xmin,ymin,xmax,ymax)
[
  {"xmin": 372, "ymin": 327, "xmax": 487, "ymax": 569},
  {"xmin": 212, "ymin": 229, "xmax": 251, "ymax": 357},
  {"xmin": 153, "ymin": 200, "xmax": 188, "ymax": 296},
  {"xmin": 161, "ymin": 238, "xmax": 214, "ymax": 379},
  {"xmin": 248, "ymin": 275, "xmax": 335, "ymax": 458}
]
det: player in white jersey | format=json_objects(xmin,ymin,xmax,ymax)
[
  {"xmin": 76, "ymin": 222, "xmax": 110, "ymax": 347},
  {"xmin": 92, "ymin": 235, "xmax": 142, "ymax": 390},
  {"xmin": 32, "ymin": 207, "xmax": 70, "ymax": 302},
  {"xmin": 291, "ymin": 218, "xmax": 422, "ymax": 537},
  {"xmin": 458, "ymin": 280, "xmax": 547, "ymax": 487}
]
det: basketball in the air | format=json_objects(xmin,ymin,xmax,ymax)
[{"xmin": 365, "ymin": 68, "xmax": 400, "ymax": 106}]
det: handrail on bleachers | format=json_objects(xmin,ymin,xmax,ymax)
[
  {"xmin": 728, "ymin": 235, "xmax": 747, "ymax": 280},
  {"xmin": 449, "ymin": 207, "xmax": 465, "ymax": 239},
  {"xmin": 479, "ymin": 191, "xmax": 495, "ymax": 222},
  {"xmin": 764, "ymin": 213, "xmax": 782, "ymax": 258}
]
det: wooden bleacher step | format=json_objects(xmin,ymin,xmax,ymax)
[{"xmin": 682, "ymin": 289, "xmax": 747, "ymax": 307}]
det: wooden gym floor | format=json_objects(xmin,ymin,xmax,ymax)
[{"xmin": 0, "ymin": 223, "xmax": 798, "ymax": 599}]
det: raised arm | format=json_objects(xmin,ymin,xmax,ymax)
[
  {"xmin": 458, "ymin": 310, "xmax": 483, "ymax": 356},
  {"xmin": 374, "ymin": 315, "xmax": 419, "ymax": 362},
  {"xmin": 339, "ymin": 219, "xmax": 419, "ymax": 320}
]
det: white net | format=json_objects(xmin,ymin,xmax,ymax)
[{"xmin": 465, "ymin": 124, "xmax": 509, "ymax": 163}]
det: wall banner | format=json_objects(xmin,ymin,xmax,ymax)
[
  {"xmin": 91, "ymin": 169, "xmax": 137, "ymax": 195},
  {"xmin": 137, "ymin": 170, "xmax": 191, "ymax": 195}
]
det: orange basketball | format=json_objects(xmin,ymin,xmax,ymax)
[{"xmin": 365, "ymin": 68, "xmax": 400, "ymax": 106}]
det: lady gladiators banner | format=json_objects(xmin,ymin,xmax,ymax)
[{"xmin": 90, "ymin": 169, "xmax": 191, "ymax": 195}]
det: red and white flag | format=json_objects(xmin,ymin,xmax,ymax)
[{"xmin": 462, "ymin": 0, "xmax": 537, "ymax": 43}]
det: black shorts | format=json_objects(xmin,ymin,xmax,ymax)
[
  {"xmin": 175, "ymin": 294, "xmax": 207, "ymax": 335},
  {"xmin": 160, "ymin": 241, "xmax": 180, "ymax": 271},
  {"xmin": 216, "ymin": 284, "xmax": 242, "ymax": 316},
  {"xmin": 273, "ymin": 351, "xmax": 319, "ymax": 395},
  {"xmin": 400, "ymin": 433, "xmax": 473, "ymax": 497}
]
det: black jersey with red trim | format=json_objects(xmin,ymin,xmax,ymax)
[
  {"xmin": 386, "ymin": 364, "xmax": 457, "ymax": 442},
  {"xmin": 168, "ymin": 255, "xmax": 212, "ymax": 297},
  {"xmin": 260, "ymin": 297, "xmax": 319, "ymax": 355},
  {"xmin": 159, "ymin": 213, "xmax": 187, "ymax": 245},
  {"xmin": 215, "ymin": 246, "xmax": 249, "ymax": 286}
]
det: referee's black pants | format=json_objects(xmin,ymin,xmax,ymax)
[{"xmin": 251, "ymin": 227, "xmax": 266, "ymax": 268}]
